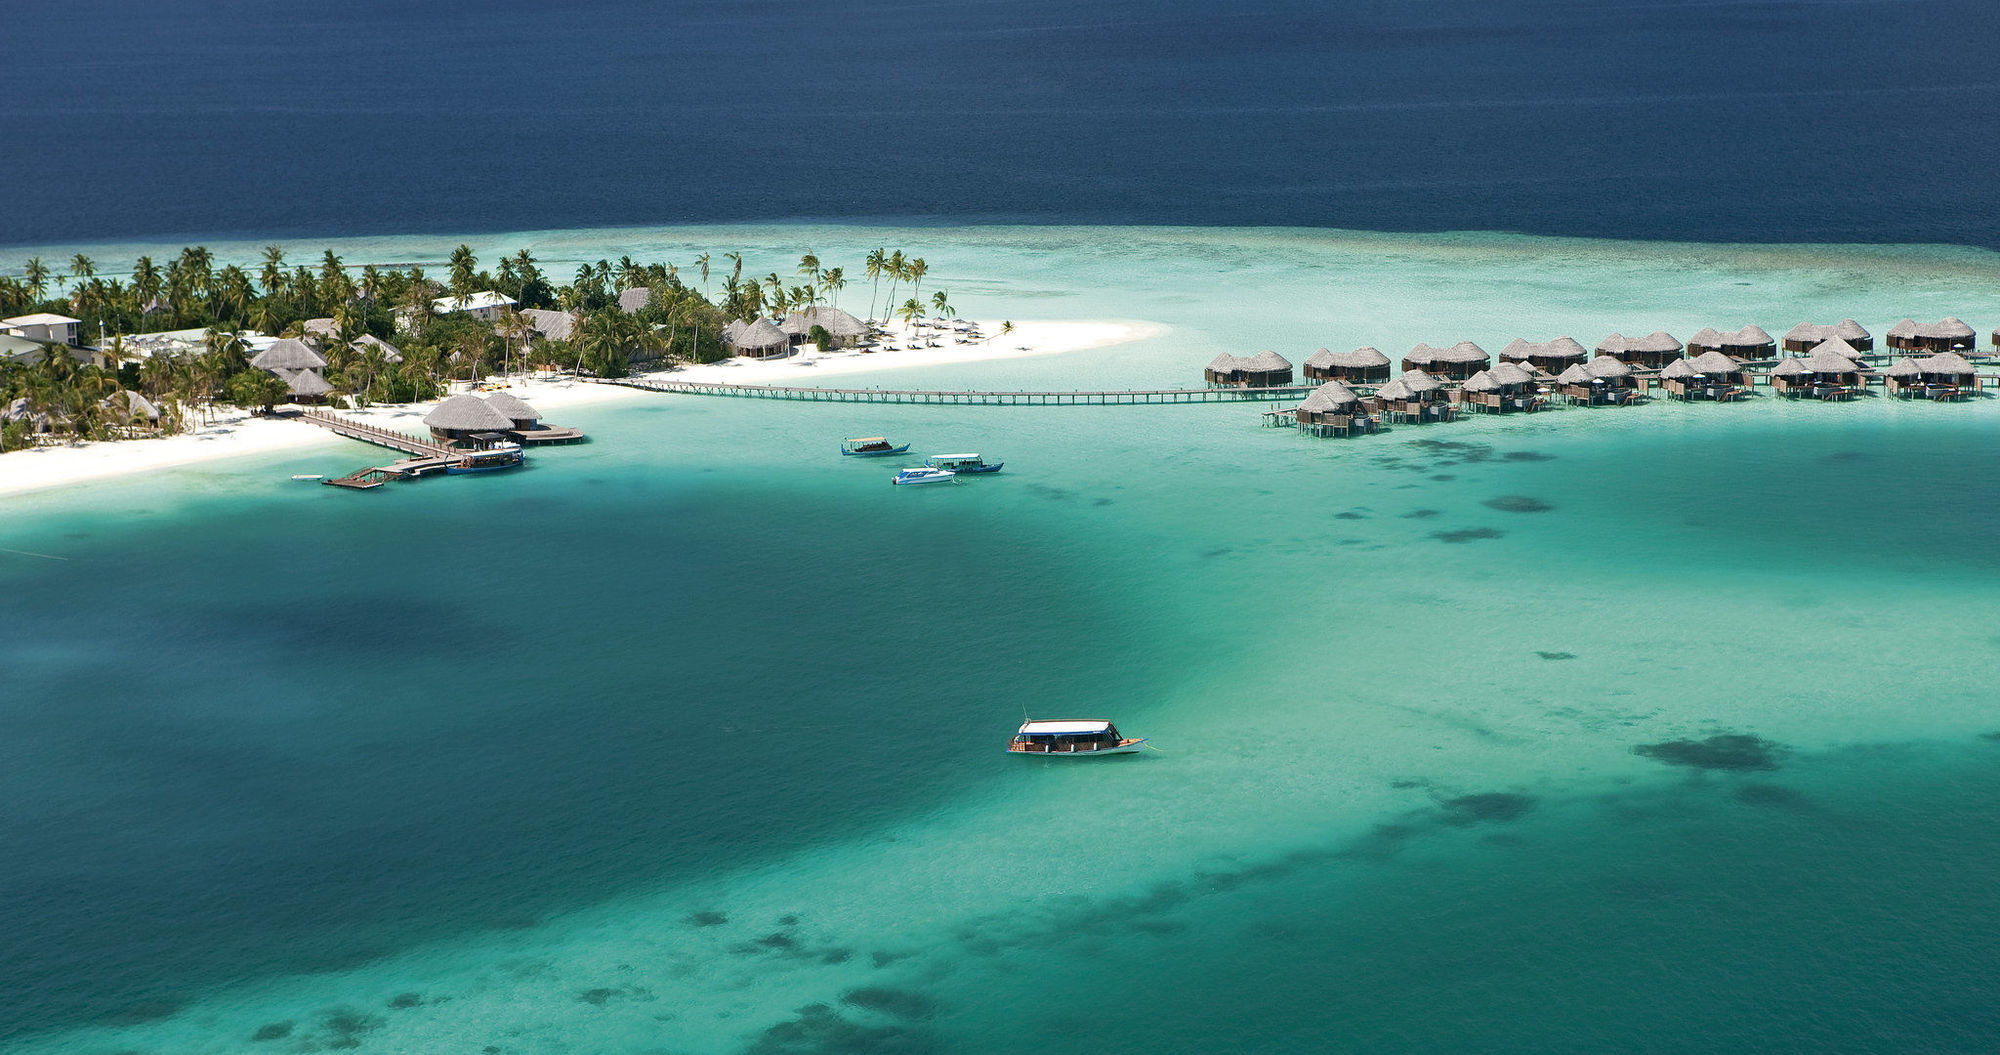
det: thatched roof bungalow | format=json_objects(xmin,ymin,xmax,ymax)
[
  {"xmin": 1499, "ymin": 337, "xmax": 1589, "ymax": 374},
  {"xmin": 1204, "ymin": 351, "xmax": 1294, "ymax": 386},
  {"xmin": 1886, "ymin": 317, "xmax": 1976, "ymax": 353},
  {"xmin": 280, "ymin": 368, "xmax": 333, "ymax": 400},
  {"xmin": 1455, "ymin": 361, "xmax": 1544, "ymax": 414},
  {"xmin": 250, "ymin": 338, "xmax": 326, "ymax": 372},
  {"xmin": 1554, "ymin": 356, "xmax": 1641, "ymax": 405},
  {"xmin": 1403, "ymin": 341, "xmax": 1490, "ymax": 380},
  {"xmin": 730, "ymin": 318, "xmax": 791, "ymax": 359},
  {"xmin": 1293, "ymin": 381, "xmax": 1376, "ymax": 437},
  {"xmin": 1597, "ymin": 331, "xmax": 1682, "ymax": 369},
  {"xmin": 1658, "ymin": 352, "xmax": 1750, "ymax": 401},
  {"xmin": 1304, "ymin": 346, "xmax": 1391, "ymax": 383},
  {"xmin": 1888, "ymin": 351, "xmax": 1980, "ymax": 399},
  {"xmin": 782, "ymin": 307, "xmax": 870, "ymax": 348},
  {"xmin": 352, "ymin": 333, "xmax": 404, "ymax": 363},
  {"xmin": 1772, "ymin": 340, "xmax": 1864, "ymax": 399},
  {"xmin": 1370, "ymin": 369, "xmax": 1455, "ymax": 423},
  {"xmin": 1687, "ymin": 325, "xmax": 1775, "ymax": 359},
  {"xmin": 100, "ymin": 389, "xmax": 162, "ymax": 426},
  {"xmin": 484, "ymin": 391, "xmax": 540, "ymax": 430},
  {"xmin": 1783, "ymin": 320, "xmax": 1871, "ymax": 354},
  {"xmin": 521, "ymin": 308, "xmax": 580, "ymax": 343},
  {"xmin": 424, "ymin": 393, "xmax": 517, "ymax": 443},
  {"xmin": 617, "ymin": 287, "xmax": 653, "ymax": 315}
]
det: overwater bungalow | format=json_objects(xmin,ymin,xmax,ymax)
[
  {"xmin": 1687, "ymin": 325, "xmax": 1775, "ymax": 360},
  {"xmin": 1204, "ymin": 350, "xmax": 1294, "ymax": 386},
  {"xmin": 1782, "ymin": 320, "xmax": 1871, "ymax": 354},
  {"xmin": 1455, "ymin": 361, "xmax": 1544, "ymax": 414},
  {"xmin": 1303, "ymin": 346, "xmax": 1392, "ymax": 383},
  {"xmin": 1499, "ymin": 337, "xmax": 1589, "ymax": 375},
  {"xmin": 1657, "ymin": 352, "xmax": 1750, "ymax": 401},
  {"xmin": 782, "ymin": 307, "xmax": 870, "ymax": 348},
  {"xmin": 1293, "ymin": 381, "xmax": 1378, "ymax": 436},
  {"xmin": 1886, "ymin": 317, "xmax": 1977, "ymax": 353},
  {"xmin": 1772, "ymin": 341, "xmax": 1865, "ymax": 399},
  {"xmin": 730, "ymin": 318, "xmax": 792, "ymax": 359},
  {"xmin": 1370, "ymin": 369, "xmax": 1455, "ymax": 423},
  {"xmin": 1886, "ymin": 352, "xmax": 1980, "ymax": 400},
  {"xmin": 424, "ymin": 393, "xmax": 519, "ymax": 444},
  {"xmin": 482, "ymin": 390, "xmax": 587, "ymax": 442},
  {"xmin": 1403, "ymin": 342, "xmax": 1490, "ymax": 380},
  {"xmin": 1597, "ymin": 331, "xmax": 1683, "ymax": 369},
  {"xmin": 1556, "ymin": 356, "xmax": 1640, "ymax": 405}
]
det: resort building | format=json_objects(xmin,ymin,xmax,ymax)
[
  {"xmin": 1303, "ymin": 347, "xmax": 1391, "ymax": 383},
  {"xmin": 1554, "ymin": 355, "xmax": 1641, "ymax": 405},
  {"xmin": 520, "ymin": 308, "xmax": 580, "ymax": 343},
  {"xmin": 2, "ymin": 312, "xmax": 83, "ymax": 346},
  {"xmin": 1204, "ymin": 351, "xmax": 1294, "ymax": 386},
  {"xmin": 1782, "ymin": 320, "xmax": 1871, "ymax": 354},
  {"xmin": 781, "ymin": 306, "xmax": 870, "ymax": 348},
  {"xmin": 249, "ymin": 337, "xmax": 331, "ymax": 402},
  {"xmin": 1885, "ymin": 318, "xmax": 1977, "ymax": 353},
  {"xmin": 1596, "ymin": 331, "xmax": 1683, "ymax": 369},
  {"xmin": 1885, "ymin": 352, "xmax": 1980, "ymax": 400},
  {"xmin": 1499, "ymin": 337, "xmax": 1589, "ymax": 375},
  {"xmin": 729, "ymin": 318, "xmax": 792, "ymax": 359},
  {"xmin": 423, "ymin": 393, "xmax": 518, "ymax": 444},
  {"xmin": 1369, "ymin": 368, "xmax": 1454, "ymax": 423},
  {"xmin": 351, "ymin": 333, "xmax": 404, "ymax": 363},
  {"xmin": 302, "ymin": 318, "xmax": 341, "ymax": 342},
  {"xmin": 431, "ymin": 290, "xmax": 516, "ymax": 322},
  {"xmin": 1454, "ymin": 361, "xmax": 1543, "ymax": 414},
  {"xmin": 1770, "ymin": 340, "xmax": 1865, "ymax": 399},
  {"xmin": 99, "ymin": 389, "xmax": 163, "ymax": 429},
  {"xmin": 1292, "ymin": 380, "xmax": 1376, "ymax": 436},
  {"xmin": 1658, "ymin": 352, "xmax": 1750, "ymax": 401},
  {"xmin": 1687, "ymin": 326, "xmax": 1775, "ymax": 359},
  {"xmin": 617, "ymin": 287, "xmax": 652, "ymax": 315},
  {"xmin": 1402, "ymin": 341, "xmax": 1490, "ymax": 380}
]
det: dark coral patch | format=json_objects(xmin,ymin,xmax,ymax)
[
  {"xmin": 1484, "ymin": 495, "xmax": 1553, "ymax": 513},
  {"xmin": 1432, "ymin": 527, "xmax": 1504, "ymax": 543},
  {"xmin": 1535, "ymin": 651, "xmax": 1576, "ymax": 661},
  {"xmin": 744, "ymin": 1002, "xmax": 942, "ymax": 1055},
  {"xmin": 841, "ymin": 987, "xmax": 940, "ymax": 1021},
  {"xmin": 1501, "ymin": 450, "xmax": 1555, "ymax": 461},
  {"xmin": 388, "ymin": 993, "xmax": 423, "ymax": 1009},
  {"xmin": 251, "ymin": 1021, "xmax": 294, "ymax": 1042},
  {"xmin": 687, "ymin": 910, "xmax": 729, "ymax": 927},
  {"xmin": 1634, "ymin": 733, "xmax": 1784, "ymax": 771},
  {"xmin": 1401, "ymin": 509, "xmax": 1442, "ymax": 519},
  {"xmin": 1441, "ymin": 792, "xmax": 1537, "ymax": 824}
]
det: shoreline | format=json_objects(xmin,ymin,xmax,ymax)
[{"xmin": 0, "ymin": 318, "xmax": 1166, "ymax": 501}]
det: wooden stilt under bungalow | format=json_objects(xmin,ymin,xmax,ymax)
[
  {"xmin": 1292, "ymin": 381, "xmax": 1378, "ymax": 436},
  {"xmin": 1403, "ymin": 342, "xmax": 1490, "ymax": 380},
  {"xmin": 1453, "ymin": 362, "xmax": 1545, "ymax": 414},
  {"xmin": 1204, "ymin": 351, "xmax": 1293, "ymax": 387},
  {"xmin": 1598, "ymin": 331, "xmax": 1683, "ymax": 369},
  {"xmin": 1368, "ymin": 369, "xmax": 1456, "ymax": 423},
  {"xmin": 1886, "ymin": 317, "xmax": 1977, "ymax": 353},
  {"xmin": 1687, "ymin": 325, "xmax": 1775, "ymax": 360},
  {"xmin": 1303, "ymin": 347, "xmax": 1391, "ymax": 383},
  {"xmin": 1499, "ymin": 337, "xmax": 1589, "ymax": 375},
  {"xmin": 1783, "ymin": 320, "xmax": 1871, "ymax": 354}
]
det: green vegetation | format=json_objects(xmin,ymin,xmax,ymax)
[{"xmin": 1, "ymin": 242, "xmax": 935, "ymax": 451}]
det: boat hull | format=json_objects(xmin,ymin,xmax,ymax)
[
  {"xmin": 445, "ymin": 461, "xmax": 522, "ymax": 475},
  {"xmin": 947, "ymin": 462, "xmax": 1004, "ymax": 474},
  {"xmin": 892, "ymin": 472, "xmax": 956, "ymax": 485},
  {"xmin": 841, "ymin": 445, "xmax": 910, "ymax": 456},
  {"xmin": 1007, "ymin": 738, "xmax": 1147, "ymax": 757}
]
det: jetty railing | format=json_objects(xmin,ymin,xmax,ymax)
[
  {"xmin": 300, "ymin": 409, "xmax": 451, "ymax": 458},
  {"xmin": 593, "ymin": 377, "xmax": 1317, "ymax": 405}
]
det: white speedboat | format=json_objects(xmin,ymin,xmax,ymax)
[
  {"xmin": 1008, "ymin": 720, "xmax": 1148, "ymax": 756},
  {"xmin": 892, "ymin": 467, "xmax": 957, "ymax": 486}
]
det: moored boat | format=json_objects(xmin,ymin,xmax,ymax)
[
  {"xmin": 892, "ymin": 466, "xmax": 956, "ymax": 486},
  {"xmin": 445, "ymin": 442, "xmax": 524, "ymax": 474},
  {"xmin": 1008, "ymin": 719, "xmax": 1147, "ymax": 756},
  {"xmin": 841, "ymin": 436, "xmax": 910, "ymax": 456},
  {"xmin": 925, "ymin": 453, "xmax": 1003, "ymax": 474}
]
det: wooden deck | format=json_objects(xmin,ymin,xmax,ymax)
[
  {"xmin": 596, "ymin": 377, "xmax": 1318, "ymax": 405},
  {"xmin": 300, "ymin": 409, "xmax": 451, "ymax": 458}
]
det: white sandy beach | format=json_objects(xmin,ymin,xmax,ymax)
[{"xmin": 0, "ymin": 319, "xmax": 1165, "ymax": 500}]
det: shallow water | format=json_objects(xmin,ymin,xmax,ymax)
[{"xmin": 5, "ymin": 224, "xmax": 2000, "ymax": 1053}]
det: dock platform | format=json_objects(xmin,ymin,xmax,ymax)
[{"xmin": 596, "ymin": 377, "xmax": 1317, "ymax": 405}]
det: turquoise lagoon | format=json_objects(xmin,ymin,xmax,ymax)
[{"xmin": 5, "ymin": 227, "xmax": 2000, "ymax": 1054}]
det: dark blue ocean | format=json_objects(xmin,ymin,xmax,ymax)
[{"xmin": 6, "ymin": 0, "xmax": 2000, "ymax": 248}]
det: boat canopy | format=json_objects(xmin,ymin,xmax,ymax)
[
  {"xmin": 846, "ymin": 437, "xmax": 887, "ymax": 444},
  {"xmin": 929, "ymin": 453, "xmax": 981, "ymax": 461},
  {"xmin": 1019, "ymin": 720, "xmax": 1113, "ymax": 735}
]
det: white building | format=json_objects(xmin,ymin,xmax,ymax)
[
  {"xmin": 432, "ymin": 290, "xmax": 516, "ymax": 322},
  {"xmin": 3, "ymin": 312, "xmax": 83, "ymax": 346}
]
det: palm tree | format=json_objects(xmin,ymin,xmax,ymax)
[
  {"xmin": 498, "ymin": 308, "xmax": 537, "ymax": 380},
  {"xmin": 907, "ymin": 258, "xmax": 928, "ymax": 318},
  {"xmin": 132, "ymin": 255, "xmax": 162, "ymax": 307},
  {"xmin": 763, "ymin": 273, "xmax": 785, "ymax": 312},
  {"xmin": 822, "ymin": 266, "xmax": 846, "ymax": 308},
  {"xmin": 69, "ymin": 254, "xmax": 96, "ymax": 284},
  {"xmin": 260, "ymin": 245, "xmax": 287, "ymax": 296},
  {"xmin": 864, "ymin": 248, "xmax": 886, "ymax": 321},
  {"xmin": 724, "ymin": 251, "xmax": 743, "ymax": 287},
  {"xmin": 23, "ymin": 257, "xmax": 49, "ymax": 300},
  {"xmin": 695, "ymin": 252, "xmax": 711, "ymax": 297},
  {"xmin": 215, "ymin": 266, "xmax": 255, "ymax": 325},
  {"xmin": 798, "ymin": 251, "xmax": 821, "ymax": 292},
  {"xmin": 898, "ymin": 297, "xmax": 924, "ymax": 332},
  {"xmin": 448, "ymin": 245, "xmax": 478, "ymax": 301},
  {"xmin": 931, "ymin": 290, "xmax": 954, "ymax": 322},
  {"xmin": 883, "ymin": 250, "xmax": 907, "ymax": 320}
]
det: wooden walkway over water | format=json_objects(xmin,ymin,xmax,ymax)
[
  {"xmin": 596, "ymin": 377, "xmax": 1317, "ymax": 405},
  {"xmin": 299, "ymin": 410, "xmax": 458, "ymax": 489}
]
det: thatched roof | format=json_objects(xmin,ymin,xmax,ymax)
[
  {"xmin": 1886, "ymin": 318, "xmax": 1920, "ymax": 339},
  {"xmin": 101, "ymin": 388, "xmax": 161, "ymax": 421},
  {"xmin": 1549, "ymin": 336, "xmax": 1589, "ymax": 359},
  {"xmin": 734, "ymin": 318, "xmax": 788, "ymax": 350},
  {"xmin": 1335, "ymin": 347, "xmax": 1391, "ymax": 367},
  {"xmin": 1298, "ymin": 381, "xmax": 1359, "ymax": 410},
  {"xmin": 251, "ymin": 337, "xmax": 327, "ymax": 371},
  {"xmin": 1921, "ymin": 351, "xmax": 1976, "ymax": 374},
  {"xmin": 1, "ymin": 396, "xmax": 54, "ymax": 428},
  {"xmin": 1804, "ymin": 339, "xmax": 1862, "ymax": 370},
  {"xmin": 1882, "ymin": 357, "xmax": 1923, "ymax": 378},
  {"xmin": 1835, "ymin": 319, "xmax": 1870, "ymax": 340},
  {"xmin": 1242, "ymin": 350, "xmax": 1292, "ymax": 372},
  {"xmin": 1584, "ymin": 355, "xmax": 1634, "ymax": 378},
  {"xmin": 1460, "ymin": 370, "xmax": 1498, "ymax": 392},
  {"xmin": 1207, "ymin": 353, "xmax": 1237, "ymax": 372},
  {"xmin": 783, "ymin": 307, "xmax": 869, "ymax": 338},
  {"xmin": 617, "ymin": 287, "xmax": 652, "ymax": 315},
  {"xmin": 1659, "ymin": 358, "xmax": 1699, "ymax": 379},
  {"xmin": 484, "ymin": 390, "xmax": 539, "ymax": 422},
  {"xmin": 1489, "ymin": 361, "xmax": 1536, "ymax": 386},
  {"xmin": 1436, "ymin": 341, "xmax": 1489, "ymax": 364},
  {"xmin": 1375, "ymin": 378, "xmax": 1413, "ymax": 400},
  {"xmin": 353, "ymin": 333, "xmax": 403, "ymax": 363},
  {"xmin": 281, "ymin": 368, "xmax": 333, "ymax": 398},
  {"xmin": 1596, "ymin": 333, "xmax": 1629, "ymax": 355},
  {"xmin": 1557, "ymin": 364, "xmax": 1594, "ymax": 384},
  {"xmin": 1769, "ymin": 358, "xmax": 1809, "ymax": 377},
  {"xmin": 425, "ymin": 393, "xmax": 516, "ymax": 431},
  {"xmin": 1786, "ymin": 322, "xmax": 1867, "ymax": 347},
  {"xmin": 1630, "ymin": 331, "xmax": 1682, "ymax": 353},
  {"xmin": 302, "ymin": 317, "xmax": 339, "ymax": 339},
  {"xmin": 1304, "ymin": 348, "xmax": 1337, "ymax": 370},
  {"xmin": 521, "ymin": 308, "xmax": 579, "ymax": 342},
  {"xmin": 723, "ymin": 319, "xmax": 748, "ymax": 344},
  {"xmin": 1688, "ymin": 327, "xmax": 1723, "ymax": 347},
  {"xmin": 1924, "ymin": 317, "xmax": 1976, "ymax": 339},
  {"xmin": 1500, "ymin": 338, "xmax": 1586, "ymax": 362},
  {"xmin": 1397, "ymin": 368, "xmax": 1442, "ymax": 393},
  {"xmin": 1688, "ymin": 351, "xmax": 1743, "ymax": 374},
  {"xmin": 1720, "ymin": 325, "xmax": 1773, "ymax": 348}
]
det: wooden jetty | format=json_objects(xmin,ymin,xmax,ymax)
[
  {"xmin": 596, "ymin": 377, "xmax": 1317, "ymax": 405},
  {"xmin": 300, "ymin": 410, "xmax": 461, "ymax": 490}
]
